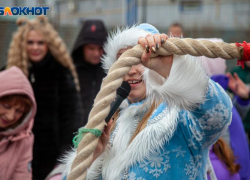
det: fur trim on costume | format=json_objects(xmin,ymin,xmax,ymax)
[
  {"xmin": 101, "ymin": 103, "xmax": 179, "ymax": 180},
  {"xmin": 143, "ymin": 54, "xmax": 209, "ymax": 110},
  {"xmin": 86, "ymin": 146, "xmax": 111, "ymax": 180},
  {"xmin": 60, "ymin": 99, "xmax": 135, "ymax": 179},
  {"xmin": 60, "ymin": 145, "xmax": 111, "ymax": 180},
  {"xmin": 61, "ymin": 148, "xmax": 77, "ymax": 178},
  {"xmin": 101, "ymin": 25, "xmax": 149, "ymax": 73}
]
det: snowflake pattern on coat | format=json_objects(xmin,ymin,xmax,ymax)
[
  {"xmin": 127, "ymin": 172, "xmax": 146, "ymax": 180},
  {"xmin": 139, "ymin": 149, "xmax": 171, "ymax": 178},
  {"xmin": 88, "ymin": 80, "xmax": 232, "ymax": 180},
  {"xmin": 199, "ymin": 103, "xmax": 230, "ymax": 130},
  {"xmin": 124, "ymin": 80, "xmax": 232, "ymax": 180},
  {"xmin": 184, "ymin": 155, "xmax": 203, "ymax": 180},
  {"xmin": 172, "ymin": 146, "xmax": 186, "ymax": 158}
]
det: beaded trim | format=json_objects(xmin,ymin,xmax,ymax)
[
  {"xmin": 109, "ymin": 115, "xmax": 139, "ymax": 179},
  {"xmin": 123, "ymin": 169, "xmax": 129, "ymax": 180},
  {"xmin": 146, "ymin": 107, "xmax": 169, "ymax": 126},
  {"xmin": 109, "ymin": 115, "xmax": 139, "ymax": 147},
  {"xmin": 109, "ymin": 123, "xmax": 120, "ymax": 147}
]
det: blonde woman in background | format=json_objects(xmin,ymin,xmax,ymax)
[{"xmin": 2, "ymin": 16, "xmax": 83, "ymax": 180}]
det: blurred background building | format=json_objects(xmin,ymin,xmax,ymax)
[{"xmin": 0, "ymin": 0, "xmax": 250, "ymax": 69}]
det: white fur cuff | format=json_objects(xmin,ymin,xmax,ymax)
[{"xmin": 143, "ymin": 54, "xmax": 209, "ymax": 110}]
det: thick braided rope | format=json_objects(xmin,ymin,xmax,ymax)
[{"xmin": 67, "ymin": 38, "xmax": 242, "ymax": 180}]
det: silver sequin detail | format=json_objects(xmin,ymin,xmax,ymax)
[
  {"xmin": 146, "ymin": 107, "xmax": 169, "ymax": 126},
  {"xmin": 123, "ymin": 169, "xmax": 129, "ymax": 180},
  {"xmin": 109, "ymin": 123, "xmax": 120, "ymax": 147},
  {"xmin": 109, "ymin": 115, "xmax": 140, "ymax": 178},
  {"xmin": 109, "ymin": 115, "xmax": 140, "ymax": 147}
]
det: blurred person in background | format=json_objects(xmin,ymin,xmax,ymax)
[
  {"xmin": 231, "ymin": 61, "xmax": 250, "ymax": 141},
  {"xmin": 167, "ymin": 22, "xmax": 184, "ymax": 38},
  {"xmin": 208, "ymin": 138, "xmax": 241, "ymax": 180},
  {"xmin": 0, "ymin": 67, "xmax": 36, "ymax": 180},
  {"xmin": 2, "ymin": 16, "xmax": 83, "ymax": 180},
  {"xmin": 200, "ymin": 38, "xmax": 250, "ymax": 180},
  {"xmin": 71, "ymin": 20, "xmax": 107, "ymax": 125}
]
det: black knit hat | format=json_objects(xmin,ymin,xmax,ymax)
[{"xmin": 72, "ymin": 20, "xmax": 107, "ymax": 57}]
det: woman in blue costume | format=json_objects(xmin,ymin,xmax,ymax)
[{"xmin": 63, "ymin": 24, "xmax": 232, "ymax": 180}]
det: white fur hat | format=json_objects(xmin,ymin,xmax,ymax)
[{"xmin": 101, "ymin": 24, "xmax": 159, "ymax": 73}]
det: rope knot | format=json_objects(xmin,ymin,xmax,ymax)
[
  {"xmin": 236, "ymin": 41, "xmax": 250, "ymax": 69},
  {"xmin": 72, "ymin": 128, "xmax": 102, "ymax": 148}
]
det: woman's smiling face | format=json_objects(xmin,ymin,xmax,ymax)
[
  {"xmin": 117, "ymin": 48, "xmax": 146, "ymax": 103},
  {"xmin": 26, "ymin": 30, "xmax": 48, "ymax": 63}
]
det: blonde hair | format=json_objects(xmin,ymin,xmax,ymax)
[
  {"xmin": 7, "ymin": 16, "xmax": 80, "ymax": 91},
  {"xmin": 111, "ymin": 101, "xmax": 160, "ymax": 144}
]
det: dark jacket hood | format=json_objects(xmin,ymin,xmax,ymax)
[{"xmin": 72, "ymin": 20, "xmax": 107, "ymax": 65}]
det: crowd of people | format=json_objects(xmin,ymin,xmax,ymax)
[{"xmin": 0, "ymin": 15, "xmax": 249, "ymax": 180}]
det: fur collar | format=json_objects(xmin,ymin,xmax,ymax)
[{"xmin": 101, "ymin": 102, "xmax": 180, "ymax": 180}]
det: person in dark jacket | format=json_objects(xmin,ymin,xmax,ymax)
[
  {"xmin": 72, "ymin": 20, "xmax": 107, "ymax": 124},
  {"xmin": 4, "ymin": 16, "xmax": 83, "ymax": 180}
]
